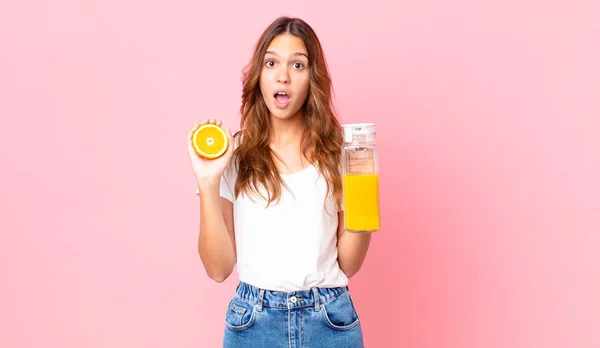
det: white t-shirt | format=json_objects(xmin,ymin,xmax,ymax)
[{"xmin": 197, "ymin": 159, "xmax": 348, "ymax": 292}]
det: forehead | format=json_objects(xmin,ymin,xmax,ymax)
[{"xmin": 266, "ymin": 33, "xmax": 308, "ymax": 56}]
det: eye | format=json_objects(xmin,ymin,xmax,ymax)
[
  {"xmin": 293, "ymin": 62, "xmax": 305, "ymax": 69},
  {"xmin": 265, "ymin": 60, "xmax": 276, "ymax": 67}
]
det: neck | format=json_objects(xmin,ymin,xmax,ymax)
[{"xmin": 269, "ymin": 112, "xmax": 304, "ymax": 146}]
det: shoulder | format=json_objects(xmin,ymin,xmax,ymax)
[
  {"xmin": 223, "ymin": 131, "xmax": 243, "ymax": 180},
  {"xmin": 232, "ymin": 131, "xmax": 243, "ymax": 151}
]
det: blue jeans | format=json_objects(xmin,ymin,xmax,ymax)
[{"xmin": 223, "ymin": 281, "xmax": 365, "ymax": 348}]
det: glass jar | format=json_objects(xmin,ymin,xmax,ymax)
[{"xmin": 341, "ymin": 123, "xmax": 380, "ymax": 233}]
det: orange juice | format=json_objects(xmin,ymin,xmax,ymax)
[{"xmin": 343, "ymin": 174, "xmax": 380, "ymax": 232}]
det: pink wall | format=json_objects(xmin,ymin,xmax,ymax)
[{"xmin": 1, "ymin": 0, "xmax": 598, "ymax": 347}]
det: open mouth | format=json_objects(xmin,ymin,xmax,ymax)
[{"xmin": 274, "ymin": 91, "xmax": 291, "ymax": 108}]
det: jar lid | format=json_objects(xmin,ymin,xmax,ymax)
[{"xmin": 342, "ymin": 123, "xmax": 376, "ymax": 143}]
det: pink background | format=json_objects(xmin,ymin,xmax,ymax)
[{"xmin": 1, "ymin": 0, "xmax": 599, "ymax": 347}]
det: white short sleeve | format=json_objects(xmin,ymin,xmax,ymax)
[{"xmin": 219, "ymin": 165, "xmax": 235, "ymax": 202}]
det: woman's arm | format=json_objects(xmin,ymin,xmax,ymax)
[
  {"xmin": 335, "ymin": 211, "xmax": 372, "ymax": 278},
  {"xmin": 197, "ymin": 179, "xmax": 236, "ymax": 283}
]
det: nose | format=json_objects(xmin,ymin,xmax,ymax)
[{"xmin": 277, "ymin": 66, "xmax": 290, "ymax": 84}]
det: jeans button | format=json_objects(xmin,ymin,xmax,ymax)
[{"xmin": 290, "ymin": 296, "xmax": 297, "ymax": 303}]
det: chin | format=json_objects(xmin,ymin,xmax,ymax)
[{"xmin": 268, "ymin": 106, "xmax": 302, "ymax": 121}]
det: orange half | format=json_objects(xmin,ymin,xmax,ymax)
[{"xmin": 192, "ymin": 124, "xmax": 229, "ymax": 159}]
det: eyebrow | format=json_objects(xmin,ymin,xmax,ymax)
[{"xmin": 265, "ymin": 51, "xmax": 309, "ymax": 59}]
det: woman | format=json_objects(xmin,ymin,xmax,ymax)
[{"xmin": 187, "ymin": 16, "xmax": 371, "ymax": 348}]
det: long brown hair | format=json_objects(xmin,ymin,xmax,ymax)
[{"xmin": 233, "ymin": 16, "xmax": 342, "ymax": 210}]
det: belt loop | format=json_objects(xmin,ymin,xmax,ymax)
[
  {"xmin": 256, "ymin": 289, "xmax": 265, "ymax": 312},
  {"xmin": 311, "ymin": 287, "xmax": 321, "ymax": 311}
]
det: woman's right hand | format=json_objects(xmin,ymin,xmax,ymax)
[{"xmin": 187, "ymin": 119, "xmax": 234, "ymax": 188}]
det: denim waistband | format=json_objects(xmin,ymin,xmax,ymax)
[{"xmin": 235, "ymin": 281, "xmax": 349, "ymax": 311}]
